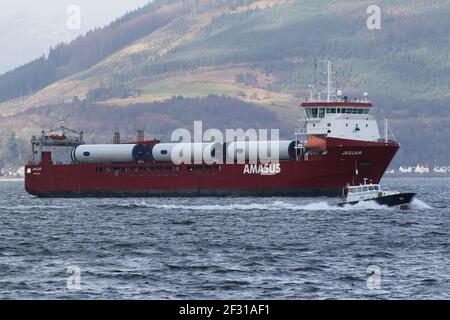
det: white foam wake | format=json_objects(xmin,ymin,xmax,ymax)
[
  {"xmin": 139, "ymin": 201, "xmax": 299, "ymax": 211},
  {"xmin": 410, "ymin": 198, "xmax": 433, "ymax": 210},
  {"xmin": 127, "ymin": 200, "xmax": 393, "ymax": 212}
]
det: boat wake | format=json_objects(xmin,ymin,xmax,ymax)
[
  {"xmin": 107, "ymin": 199, "xmax": 395, "ymax": 212},
  {"xmin": 410, "ymin": 198, "xmax": 433, "ymax": 210}
]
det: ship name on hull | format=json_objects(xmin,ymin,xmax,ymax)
[
  {"xmin": 341, "ymin": 150, "xmax": 363, "ymax": 156},
  {"xmin": 243, "ymin": 163, "xmax": 281, "ymax": 176}
]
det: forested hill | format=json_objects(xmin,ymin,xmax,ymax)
[{"xmin": 0, "ymin": 0, "xmax": 449, "ymax": 167}]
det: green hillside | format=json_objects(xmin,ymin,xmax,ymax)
[{"xmin": 140, "ymin": 0, "xmax": 450, "ymax": 100}]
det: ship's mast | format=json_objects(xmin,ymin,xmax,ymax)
[
  {"xmin": 327, "ymin": 59, "xmax": 331, "ymax": 102},
  {"xmin": 385, "ymin": 118, "xmax": 388, "ymax": 143},
  {"xmin": 319, "ymin": 59, "xmax": 337, "ymax": 102}
]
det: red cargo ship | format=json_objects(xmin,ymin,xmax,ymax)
[{"xmin": 24, "ymin": 62, "xmax": 400, "ymax": 197}]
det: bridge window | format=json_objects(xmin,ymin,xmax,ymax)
[
  {"xmin": 306, "ymin": 108, "xmax": 319, "ymax": 118},
  {"xmin": 358, "ymin": 109, "xmax": 364, "ymax": 114},
  {"xmin": 319, "ymin": 108, "xmax": 325, "ymax": 118}
]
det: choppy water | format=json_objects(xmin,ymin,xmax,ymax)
[{"xmin": 0, "ymin": 178, "xmax": 448, "ymax": 299}]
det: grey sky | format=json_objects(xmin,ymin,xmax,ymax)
[{"xmin": 0, "ymin": 0, "xmax": 151, "ymax": 74}]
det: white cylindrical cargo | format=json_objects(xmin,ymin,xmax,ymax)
[
  {"xmin": 72, "ymin": 144, "xmax": 136, "ymax": 163},
  {"xmin": 227, "ymin": 140, "xmax": 296, "ymax": 161},
  {"xmin": 152, "ymin": 142, "xmax": 222, "ymax": 163}
]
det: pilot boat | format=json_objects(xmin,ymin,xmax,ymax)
[{"xmin": 338, "ymin": 183, "xmax": 416, "ymax": 209}]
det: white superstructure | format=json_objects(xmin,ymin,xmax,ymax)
[{"xmin": 298, "ymin": 59, "xmax": 383, "ymax": 142}]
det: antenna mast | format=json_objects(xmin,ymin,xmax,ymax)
[
  {"xmin": 327, "ymin": 59, "xmax": 332, "ymax": 102},
  {"xmin": 385, "ymin": 118, "xmax": 388, "ymax": 143},
  {"xmin": 318, "ymin": 59, "xmax": 337, "ymax": 102}
]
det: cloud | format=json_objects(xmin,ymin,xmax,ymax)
[{"xmin": 0, "ymin": 0, "xmax": 151, "ymax": 73}]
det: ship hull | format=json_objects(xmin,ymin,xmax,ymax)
[{"xmin": 25, "ymin": 138, "xmax": 399, "ymax": 198}]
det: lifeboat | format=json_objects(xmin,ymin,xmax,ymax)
[
  {"xmin": 305, "ymin": 135, "xmax": 327, "ymax": 149},
  {"xmin": 49, "ymin": 134, "xmax": 67, "ymax": 141}
]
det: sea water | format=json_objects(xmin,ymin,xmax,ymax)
[{"xmin": 0, "ymin": 178, "xmax": 448, "ymax": 299}]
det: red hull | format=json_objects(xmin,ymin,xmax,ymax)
[{"xmin": 25, "ymin": 138, "xmax": 399, "ymax": 197}]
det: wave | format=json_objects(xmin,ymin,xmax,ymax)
[
  {"xmin": 0, "ymin": 204, "xmax": 70, "ymax": 211},
  {"xmin": 102, "ymin": 200, "xmax": 393, "ymax": 212},
  {"xmin": 410, "ymin": 198, "xmax": 433, "ymax": 210}
]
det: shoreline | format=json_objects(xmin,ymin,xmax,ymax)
[
  {"xmin": 384, "ymin": 174, "xmax": 449, "ymax": 178},
  {"xmin": 1, "ymin": 176, "xmax": 448, "ymax": 182}
]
